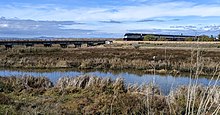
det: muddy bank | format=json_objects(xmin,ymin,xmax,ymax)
[
  {"xmin": 0, "ymin": 76, "xmax": 219, "ymax": 114},
  {"xmin": 0, "ymin": 47, "xmax": 220, "ymax": 76}
]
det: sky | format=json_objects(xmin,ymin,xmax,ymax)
[{"xmin": 0, "ymin": 0, "xmax": 220, "ymax": 38}]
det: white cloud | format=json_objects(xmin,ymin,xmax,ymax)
[
  {"xmin": 0, "ymin": 24, "xmax": 8, "ymax": 28},
  {"xmin": 1, "ymin": 1, "xmax": 220, "ymax": 37},
  {"xmin": 0, "ymin": 18, "xmax": 97, "ymax": 38},
  {"xmin": 1, "ymin": 2, "xmax": 220, "ymax": 22}
]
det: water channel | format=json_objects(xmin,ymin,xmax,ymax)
[{"xmin": 0, "ymin": 69, "xmax": 219, "ymax": 95}]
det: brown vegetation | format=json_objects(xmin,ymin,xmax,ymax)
[
  {"xmin": 0, "ymin": 47, "xmax": 220, "ymax": 76},
  {"xmin": 0, "ymin": 76, "xmax": 219, "ymax": 114}
]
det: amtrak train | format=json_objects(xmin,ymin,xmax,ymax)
[{"xmin": 124, "ymin": 33, "xmax": 196, "ymax": 41}]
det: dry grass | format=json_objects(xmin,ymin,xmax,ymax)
[
  {"xmin": 0, "ymin": 47, "xmax": 220, "ymax": 75},
  {"xmin": 0, "ymin": 75, "xmax": 219, "ymax": 114}
]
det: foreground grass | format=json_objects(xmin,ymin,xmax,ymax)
[{"xmin": 0, "ymin": 76, "xmax": 219, "ymax": 114}]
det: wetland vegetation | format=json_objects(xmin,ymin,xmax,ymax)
[
  {"xmin": 0, "ymin": 46, "xmax": 220, "ymax": 76},
  {"xmin": 0, "ymin": 75, "xmax": 219, "ymax": 114},
  {"xmin": 0, "ymin": 44, "xmax": 220, "ymax": 114}
]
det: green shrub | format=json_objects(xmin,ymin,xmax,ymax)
[
  {"xmin": 185, "ymin": 37, "xmax": 194, "ymax": 41},
  {"xmin": 198, "ymin": 35, "xmax": 214, "ymax": 41},
  {"xmin": 144, "ymin": 35, "xmax": 157, "ymax": 41},
  {"xmin": 157, "ymin": 37, "xmax": 167, "ymax": 41}
]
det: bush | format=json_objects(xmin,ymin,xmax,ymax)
[
  {"xmin": 198, "ymin": 35, "xmax": 214, "ymax": 41},
  {"xmin": 157, "ymin": 37, "xmax": 167, "ymax": 41},
  {"xmin": 185, "ymin": 37, "xmax": 194, "ymax": 41},
  {"xmin": 144, "ymin": 35, "xmax": 157, "ymax": 41}
]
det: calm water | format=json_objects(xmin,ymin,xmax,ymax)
[{"xmin": 0, "ymin": 69, "xmax": 219, "ymax": 94}]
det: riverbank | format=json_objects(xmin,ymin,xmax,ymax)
[
  {"xmin": 0, "ymin": 47, "xmax": 220, "ymax": 76},
  {"xmin": 0, "ymin": 76, "xmax": 219, "ymax": 114}
]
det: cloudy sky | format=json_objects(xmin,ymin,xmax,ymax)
[{"xmin": 0, "ymin": 0, "xmax": 220, "ymax": 38}]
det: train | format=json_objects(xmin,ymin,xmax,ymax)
[{"xmin": 123, "ymin": 33, "xmax": 197, "ymax": 41}]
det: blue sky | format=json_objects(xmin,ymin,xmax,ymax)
[{"xmin": 1, "ymin": 0, "xmax": 220, "ymax": 38}]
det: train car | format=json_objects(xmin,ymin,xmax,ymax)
[{"xmin": 124, "ymin": 33, "xmax": 196, "ymax": 41}]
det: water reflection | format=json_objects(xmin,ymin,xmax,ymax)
[{"xmin": 0, "ymin": 69, "xmax": 219, "ymax": 95}]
